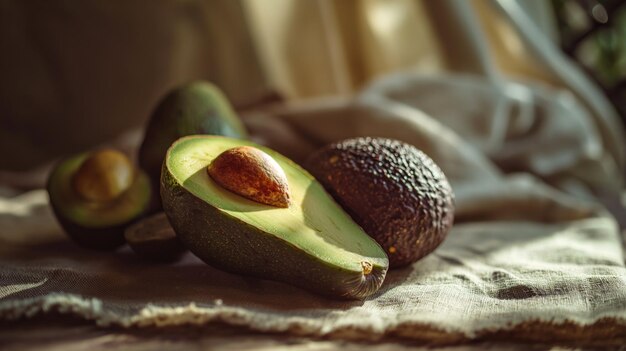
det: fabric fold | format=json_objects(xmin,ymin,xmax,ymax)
[{"xmin": 1, "ymin": 73, "xmax": 625, "ymax": 344}]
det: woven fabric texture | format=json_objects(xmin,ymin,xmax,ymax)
[{"xmin": 1, "ymin": 74, "xmax": 625, "ymax": 344}]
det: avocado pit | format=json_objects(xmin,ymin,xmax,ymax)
[
  {"xmin": 207, "ymin": 146, "xmax": 290, "ymax": 208},
  {"xmin": 72, "ymin": 149, "xmax": 134, "ymax": 203}
]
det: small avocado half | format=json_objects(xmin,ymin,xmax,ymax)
[
  {"xmin": 139, "ymin": 81, "xmax": 247, "ymax": 211},
  {"xmin": 161, "ymin": 136, "xmax": 389, "ymax": 299},
  {"xmin": 124, "ymin": 212, "xmax": 186, "ymax": 262},
  {"xmin": 47, "ymin": 150, "xmax": 151, "ymax": 250},
  {"xmin": 306, "ymin": 137, "xmax": 454, "ymax": 268}
]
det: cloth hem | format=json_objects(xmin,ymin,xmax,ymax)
[{"xmin": 2, "ymin": 293, "xmax": 626, "ymax": 344}]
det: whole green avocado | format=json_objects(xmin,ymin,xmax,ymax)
[
  {"xmin": 306, "ymin": 137, "xmax": 455, "ymax": 268},
  {"xmin": 139, "ymin": 81, "xmax": 247, "ymax": 210}
]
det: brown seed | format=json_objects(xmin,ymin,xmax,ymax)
[
  {"xmin": 208, "ymin": 146, "xmax": 290, "ymax": 208},
  {"xmin": 72, "ymin": 149, "xmax": 135, "ymax": 202}
]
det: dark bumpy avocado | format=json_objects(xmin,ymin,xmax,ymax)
[
  {"xmin": 124, "ymin": 212, "xmax": 186, "ymax": 262},
  {"xmin": 306, "ymin": 137, "xmax": 454, "ymax": 268},
  {"xmin": 47, "ymin": 149, "xmax": 151, "ymax": 250},
  {"xmin": 139, "ymin": 81, "xmax": 247, "ymax": 210},
  {"xmin": 161, "ymin": 136, "xmax": 388, "ymax": 299}
]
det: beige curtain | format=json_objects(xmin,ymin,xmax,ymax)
[
  {"xmin": 243, "ymin": 0, "xmax": 445, "ymax": 98},
  {"xmin": 0, "ymin": 0, "xmax": 622, "ymax": 179},
  {"xmin": 243, "ymin": 0, "xmax": 569, "ymax": 95},
  {"xmin": 0, "ymin": 0, "xmax": 267, "ymax": 171},
  {"xmin": 242, "ymin": 0, "xmax": 623, "ymax": 186}
]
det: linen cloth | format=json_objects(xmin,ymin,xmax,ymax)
[{"xmin": 1, "ymin": 73, "xmax": 625, "ymax": 344}]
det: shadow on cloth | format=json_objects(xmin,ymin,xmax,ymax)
[{"xmin": 1, "ymin": 238, "xmax": 369, "ymax": 312}]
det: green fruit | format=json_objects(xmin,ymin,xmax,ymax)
[
  {"xmin": 139, "ymin": 81, "xmax": 247, "ymax": 210},
  {"xmin": 306, "ymin": 137, "xmax": 454, "ymax": 268},
  {"xmin": 161, "ymin": 136, "xmax": 388, "ymax": 299},
  {"xmin": 124, "ymin": 212, "xmax": 186, "ymax": 262},
  {"xmin": 47, "ymin": 149, "xmax": 151, "ymax": 250}
]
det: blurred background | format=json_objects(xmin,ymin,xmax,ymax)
[
  {"xmin": 553, "ymin": 0, "xmax": 626, "ymax": 120},
  {"xmin": 0, "ymin": 0, "xmax": 624, "ymax": 181}
]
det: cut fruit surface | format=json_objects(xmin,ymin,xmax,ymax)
[
  {"xmin": 48, "ymin": 153, "xmax": 150, "ymax": 227},
  {"xmin": 161, "ymin": 136, "xmax": 388, "ymax": 299},
  {"xmin": 47, "ymin": 152, "xmax": 151, "ymax": 250}
]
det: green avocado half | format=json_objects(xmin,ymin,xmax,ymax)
[
  {"xmin": 161, "ymin": 136, "xmax": 389, "ymax": 299},
  {"xmin": 124, "ymin": 212, "xmax": 186, "ymax": 263},
  {"xmin": 47, "ymin": 153, "xmax": 151, "ymax": 250}
]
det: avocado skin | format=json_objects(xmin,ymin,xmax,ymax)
[
  {"xmin": 124, "ymin": 212, "xmax": 186, "ymax": 262},
  {"xmin": 139, "ymin": 82, "xmax": 247, "ymax": 211},
  {"xmin": 306, "ymin": 137, "xmax": 454, "ymax": 268},
  {"xmin": 47, "ymin": 191, "xmax": 151, "ymax": 251},
  {"xmin": 48, "ymin": 207, "xmax": 129, "ymax": 250},
  {"xmin": 47, "ymin": 186, "xmax": 148, "ymax": 251},
  {"xmin": 160, "ymin": 164, "xmax": 386, "ymax": 300}
]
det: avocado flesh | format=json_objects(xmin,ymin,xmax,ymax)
[
  {"xmin": 47, "ymin": 153, "xmax": 151, "ymax": 249},
  {"xmin": 139, "ymin": 82, "xmax": 247, "ymax": 212},
  {"xmin": 162, "ymin": 136, "xmax": 388, "ymax": 299}
]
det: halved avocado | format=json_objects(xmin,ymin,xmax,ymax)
[
  {"xmin": 47, "ymin": 151, "xmax": 151, "ymax": 250},
  {"xmin": 124, "ymin": 212, "xmax": 186, "ymax": 262},
  {"xmin": 139, "ymin": 81, "xmax": 247, "ymax": 212},
  {"xmin": 161, "ymin": 136, "xmax": 389, "ymax": 299}
]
